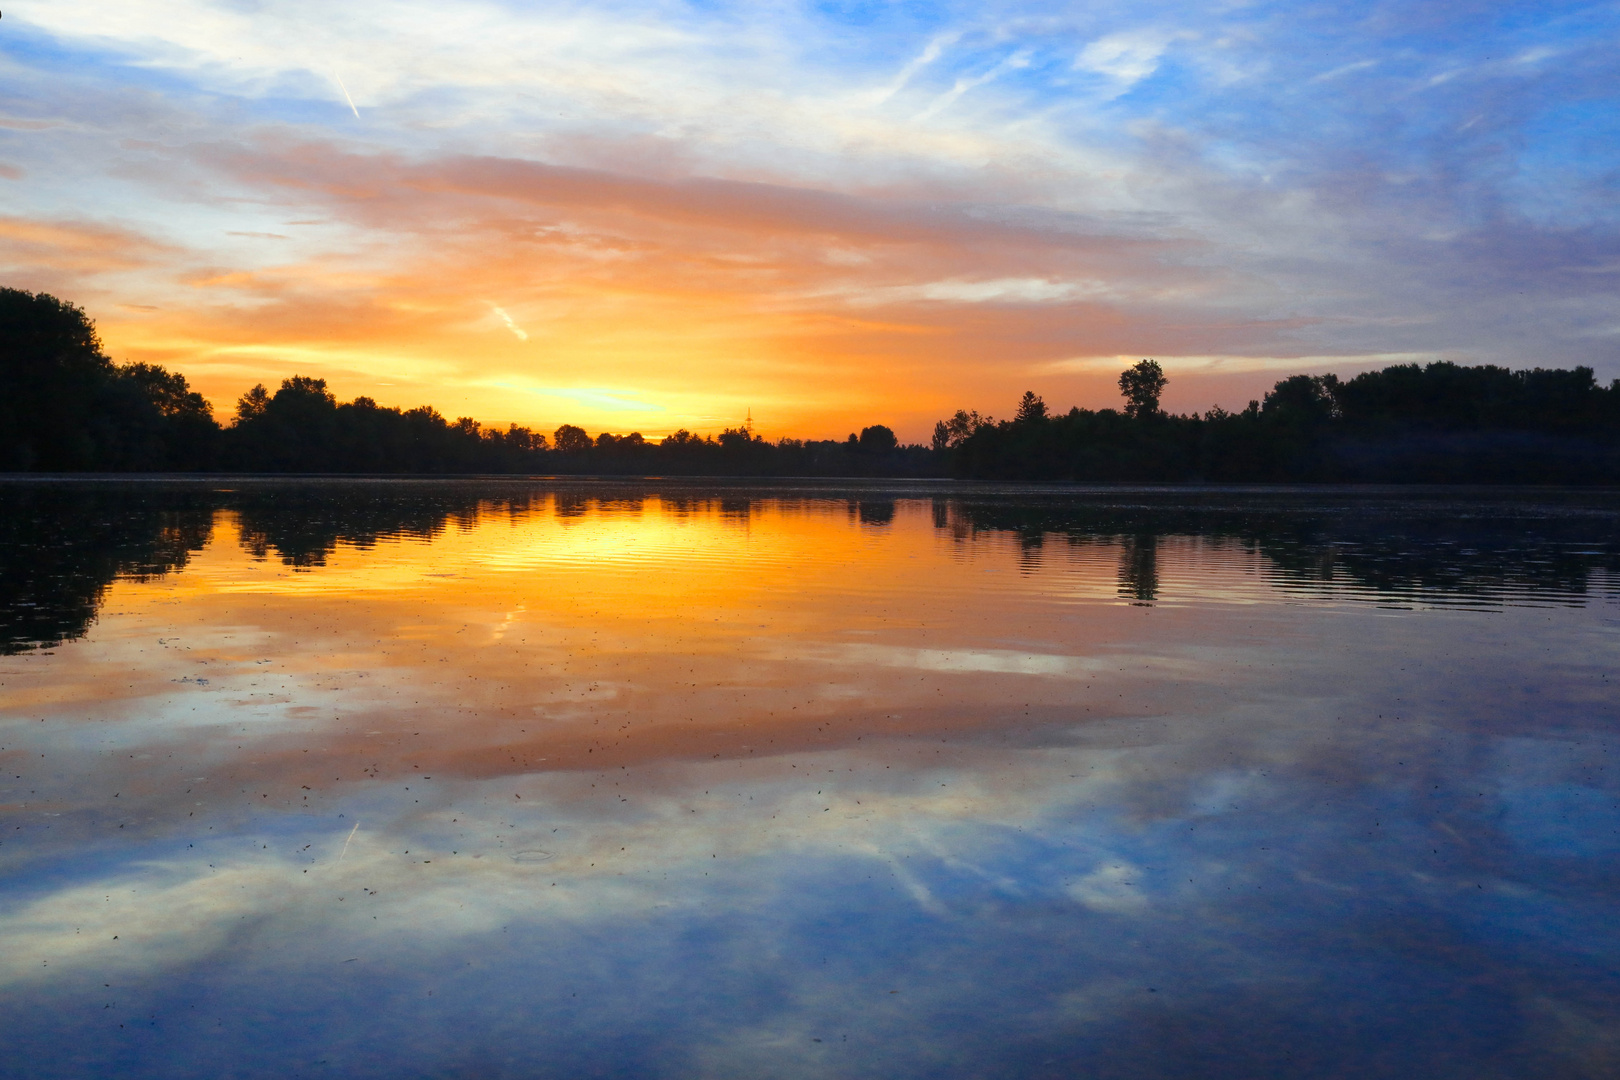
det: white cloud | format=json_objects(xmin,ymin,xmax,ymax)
[
  {"xmin": 834, "ymin": 278, "xmax": 1109, "ymax": 307},
  {"xmin": 915, "ymin": 50, "xmax": 1032, "ymax": 121},
  {"xmin": 1310, "ymin": 59, "xmax": 1378, "ymax": 84},
  {"xmin": 867, "ymin": 31, "xmax": 960, "ymax": 106},
  {"xmin": 1076, "ymin": 32, "xmax": 1171, "ymax": 89}
]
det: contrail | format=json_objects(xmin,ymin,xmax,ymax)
[
  {"xmin": 490, "ymin": 303, "xmax": 529, "ymax": 341},
  {"xmin": 333, "ymin": 73, "xmax": 360, "ymax": 119},
  {"xmin": 335, "ymin": 821, "xmax": 360, "ymax": 863}
]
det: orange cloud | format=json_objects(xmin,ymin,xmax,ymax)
[
  {"xmin": 16, "ymin": 136, "xmax": 1329, "ymax": 439},
  {"xmin": 0, "ymin": 216, "xmax": 175, "ymax": 276}
]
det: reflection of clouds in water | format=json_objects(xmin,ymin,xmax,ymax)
[
  {"xmin": 8, "ymin": 716, "xmax": 1608, "ymax": 956},
  {"xmin": 3, "ymin": 485, "xmax": 1618, "ymax": 1076},
  {"xmin": 806, "ymin": 643, "xmax": 1109, "ymax": 677},
  {"xmin": 0, "ymin": 748, "xmax": 1100, "ymax": 983},
  {"xmin": 3, "ymin": 721, "xmax": 1619, "ymax": 1077},
  {"xmin": 1189, "ymin": 770, "xmax": 1262, "ymax": 817},
  {"xmin": 1494, "ymin": 735, "xmax": 1620, "ymax": 859},
  {"xmin": 1067, "ymin": 862, "xmax": 1149, "ymax": 913},
  {"xmin": 799, "ymin": 641, "xmax": 1220, "ymax": 680}
]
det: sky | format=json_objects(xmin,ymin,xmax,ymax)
[{"xmin": 1, "ymin": 1, "xmax": 1617, "ymax": 441}]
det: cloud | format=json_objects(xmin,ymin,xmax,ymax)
[
  {"xmin": 489, "ymin": 303, "xmax": 529, "ymax": 341},
  {"xmin": 1310, "ymin": 59, "xmax": 1379, "ymax": 84},
  {"xmin": 0, "ymin": 216, "xmax": 176, "ymax": 275},
  {"xmin": 495, "ymin": 384, "xmax": 663, "ymax": 414},
  {"xmin": 868, "ymin": 31, "xmax": 961, "ymax": 106},
  {"xmin": 1076, "ymin": 31, "xmax": 1171, "ymax": 89},
  {"xmin": 847, "ymin": 277, "xmax": 1108, "ymax": 305},
  {"xmin": 915, "ymin": 50, "xmax": 1033, "ymax": 121}
]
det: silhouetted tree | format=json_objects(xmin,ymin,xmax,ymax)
[
  {"xmin": 553, "ymin": 424, "xmax": 591, "ymax": 453},
  {"xmin": 1014, "ymin": 391, "xmax": 1048, "ymax": 423},
  {"xmin": 115, "ymin": 362, "xmax": 219, "ymax": 468},
  {"xmin": 858, "ymin": 425, "xmax": 898, "ymax": 453},
  {"xmin": 237, "ymin": 384, "xmax": 270, "ymax": 421},
  {"xmin": 1118, "ymin": 359, "xmax": 1167, "ymax": 420},
  {"xmin": 933, "ymin": 409, "xmax": 987, "ymax": 451},
  {"xmin": 0, "ymin": 289, "xmax": 114, "ymax": 469},
  {"xmin": 717, "ymin": 426, "xmax": 760, "ymax": 451},
  {"xmin": 0, "ymin": 288, "xmax": 222, "ymax": 470},
  {"xmin": 1263, "ymin": 374, "xmax": 1340, "ymax": 426}
]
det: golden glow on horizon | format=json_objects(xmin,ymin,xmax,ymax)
[{"xmin": 21, "ymin": 147, "xmax": 1392, "ymax": 442}]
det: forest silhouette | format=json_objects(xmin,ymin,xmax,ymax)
[
  {"xmin": 4, "ymin": 288, "xmax": 1619, "ymax": 481},
  {"xmin": 940, "ymin": 359, "xmax": 1620, "ymax": 483}
]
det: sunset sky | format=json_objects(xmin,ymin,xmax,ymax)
[{"xmin": 2, "ymin": 1, "xmax": 1616, "ymax": 440}]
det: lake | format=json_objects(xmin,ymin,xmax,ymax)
[{"xmin": 1, "ymin": 479, "xmax": 1617, "ymax": 1079}]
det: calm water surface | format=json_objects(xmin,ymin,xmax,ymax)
[{"xmin": 1, "ymin": 480, "xmax": 1618, "ymax": 1079}]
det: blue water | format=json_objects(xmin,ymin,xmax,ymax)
[{"xmin": 0, "ymin": 481, "xmax": 1616, "ymax": 1078}]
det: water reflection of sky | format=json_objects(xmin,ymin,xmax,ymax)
[{"xmin": 1, "ymin": 482, "xmax": 1617, "ymax": 1078}]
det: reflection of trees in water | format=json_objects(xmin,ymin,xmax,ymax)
[
  {"xmin": 1119, "ymin": 535, "xmax": 1159, "ymax": 605},
  {"xmin": 552, "ymin": 492, "xmax": 590, "ymax": 519},
  {"xmin": 8, "ymin": 484, "xmax": 1618, "ymax": 655},
  {"xmin": 0, "ymin": 483, "xmax": 790, "ymax": 653},
  {"xmin": 937, "ymin": 494, "xmax": 1620, "ymax": 607},
  {"xmin": 0, "ymin": 485, "xmax": 215, "ymax": 654},
  {"xmin": 233, "ymin": 486, "xmax": 531, "ymax": 566},
  {"xmin": 0, "ymin": 483, "xmax": 538, "ymax": 652},
  {"xmin": 856, "ymin": 500, "xmax": 895, "ymax": 527}
]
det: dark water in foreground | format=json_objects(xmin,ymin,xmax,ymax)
[{"xmin": 1, "ymin": 480, "xmax": 1617, "ymax": 1079}]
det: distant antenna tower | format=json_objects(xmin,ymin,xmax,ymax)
[{"xmin": 745, "ymin": 407, "xmax": 754, "ymax": 436}]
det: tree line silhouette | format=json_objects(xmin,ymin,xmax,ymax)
[
  {"xmin": 0, "ymin": 289, "xmax": 930, "ymax": 476},
  {"xmin": 4, "ymin": 288, "xmax": 1619, "ymax": 481},
  {"xmin": 938, "ymin": 358, "xmax": 1620, "ymax": 483}
]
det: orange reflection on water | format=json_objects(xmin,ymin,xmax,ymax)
[{"xmin": 4, "ymin": 493, "xmax": 1235, "ymax": 815}]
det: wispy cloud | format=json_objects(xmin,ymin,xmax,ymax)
[
  {"xmin": 915, "ymin": 50, "xmax": 1032, "ymax": 121},
  {"xmin": 489, "ymin": 303, "xmax": 529, "ymax": 341},
  {"xmin": 868, "ymin": 31, "xmax": 960, "ymax": 105},
  {"xmin": 1075, "ymin": 31, "xmax": 1171, "ymax": 90},
  {"xmin": 1310, "ymin": 58, "xmax": 1379, "ymax": 84},
  {"xmin": 491, "ymin": 382, "xmax": 664, "ymax": 414}
]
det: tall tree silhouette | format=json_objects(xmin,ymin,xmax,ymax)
[
  {"xmin": 1, "ymin": 288, "xmax": 220, "ymax": 470},
  {"xmin": 1118, "ymin": 360, "xmax": 1167, "ymax": 420},
  {"xmin": 0, "ymin": 289, "xmax": 117, "ymax": 469},
  {"xmin": 1014, "ymin": 391, "xmax": 1048, "ymax": 423},
  {"xmin": 553, "ymin": 424, "xmax": 591, "ymax": 453}
]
